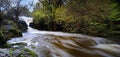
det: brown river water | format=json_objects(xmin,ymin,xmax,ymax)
[{"xmin": 7, "ymin": 16, "xmax": 120, "ymax": 57}]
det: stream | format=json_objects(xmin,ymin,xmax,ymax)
[{"xmin": 3, "ymin": 16, "xmax": 120, "ymax": 57}]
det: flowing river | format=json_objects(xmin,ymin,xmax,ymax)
[{"xmin": 7, "ymin": 16, "xmax": 120, "ymax": 57}]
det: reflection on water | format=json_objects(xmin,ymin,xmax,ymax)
[{"xmin": 8, "ymin": 16, "xmax": 120, "ymax": 57}]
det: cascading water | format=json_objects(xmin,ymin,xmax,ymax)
[{"xmin": 7, "ymin": 16, "xmax": 120, "ymax": 57}]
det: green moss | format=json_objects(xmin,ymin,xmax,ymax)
[
  {"xmin": 0, "ymin": 19, "xmax": 22, "ymax": 48},
  {"xmin": 7, "ymin": 48, "xmax": 38, "ymax": 57}
]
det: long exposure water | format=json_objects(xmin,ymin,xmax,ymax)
[{"xmin": 8, "ymin": 16, "xmax": 120, "ymax": 57}]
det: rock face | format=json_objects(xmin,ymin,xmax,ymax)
[
  {"xmin": 29, "ymin": 22, "xmax": 36, "ymax": 28},
  {"xmin": 17, "ymin": 20, "xmax": 28, "ymax": 32},
  {"xmin": 0, "ymin": 29, "xmax": 22, "ymax": 47},
  {"xmin": 0, "ymin": 19, "xmax": 22, "ymax": 47}
]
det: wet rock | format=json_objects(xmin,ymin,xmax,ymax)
[
  {"xmin": 0, "ymin": 48, "xmax": 37, "ymax": 57},
  {"xmin": 0, "ymin": 19, "xmax": 22, "ymax": 47},
  {"xmin": 29, "ymin": 22, "xmax": 36, "ymax": 28},
  {"xmin": 17, "ymin": 20, "xmax": 28, "ymax": 32},
  {"xmin": 0, "ymin": 49, "xmax": 9, "ymax": 57},
  {"xmin": 0, "ymin": 29, "xmax": 22, "ymax": 47}
]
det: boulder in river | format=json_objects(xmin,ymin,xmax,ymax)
[
  {"xmin": 0, "ymin": 19, "xmax": 22, "ymax": 47},
  {"xmin": 17, "ymin": 20, "xmax": 28, "ymax": 32}
]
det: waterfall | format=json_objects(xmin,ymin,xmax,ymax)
[
  {"xmin": 7, "ymin": 16, "xmax": 120, "ymax": 57},
  {"xmin": 19, "ymin": 16, "xmax": 33, "ymax": 26}
]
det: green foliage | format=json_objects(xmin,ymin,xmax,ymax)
[
  {"xmin": 9, "ymin": 48, "xmax": 14, "ymax": 57},
  {"xmin": 32, "ymin": 0, "xmax": 120, "ymax": 39},
  {"xmin": 33, "ymin": 0, "xmax": 66, "ymax": 30},
  {"xmin": 8, "ymin": 48, "xmax": 37, "ymax": 57},
  {"xmin": 0, "ymin": 19, "xmax": 22, "ymax": 47},
  {"xmin": 55, "ymin": 6, "xmax": 73, "ymax": 23},
  {"xmin": 19, "ymin": 48, "xmax": 37, "ymax": 57},
  {"xmin": 33, "ymin": 10, "xmax": 47, "ymax": 24},
  {"xmin": 0, "ymin": 30, "xmax": 3, "ymax": 37},
  {"xmin": 33, "ymin": 10, "xmax": 46, "ymax": 18}
]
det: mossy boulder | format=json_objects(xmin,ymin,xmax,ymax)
[
  {"xmin": 0, "ymin": 29, "xmax": 22, "ymax": 47},
  {"xmin": 0, "ymin": 48, "xmax": 37, "ymax": 57},
  {"xmin": 0, "ymin": 19, "xmax": 22, "ymax": 47},
  {"xmin": 29, "ymin": 22, "xmax": 37, "ymax": 29},
  {"xmin": 17, "ymin": 20, "xmax": 28, "ymax": 32}
]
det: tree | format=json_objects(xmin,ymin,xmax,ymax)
[
  {"xmin": 0, "ymin": 0, "xmax": 11, "ymax": 12},
  {"xmin": 0, "ymin": 0, "xmax": 11, "ymax": 21},
  {"xmin": 38, "ymin": 0, "xmax": 66, "ymax": 17},
  {"xmin": 10, "ymin": 0, "xmax": 26, "ymax": 20},
  {"xmin": 33, "ymin": 0, "xmax": 66, "ymax": 30},
  {"xmin": 0, "ymin": 0, "xmax": 34, "ymax": 21},
  {"xmin": 7, "ymin": 6, "xmax": 30, "ymax": 17}
]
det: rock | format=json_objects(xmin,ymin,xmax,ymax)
[
  {"xmin": 0, "ymin": 48, "xmax": 37, "ymax": 57},
  {"xmin": 0, "ymin": 19, "xmax": 23, "ymax": 47},
  {"xmin": 29, "ymin": 22, "xmax": 36, "ymax": 28},
  {"xmin": 0, "ymin": 29, "xmax": 22, "ymax": 47},
  {"xmin": 0, "ymin": 49, "xmax": 9, "ymax": 57},
  {"xmin": 17, "ymin": 20, "xmax": 28, "ymax": 32},
  {"xmin": 0, "ymin": 36, "xmax": 6, "ymax": 47}
]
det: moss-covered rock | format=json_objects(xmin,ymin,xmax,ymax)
[
  {"xmin": 0, "ymin": 29, "xmax": 22, "ymax": 47},
  {"xmin": 17, "ymin": 20, "xmax": 28, "ymax": 32},
  {"xmin": 0, "ymin": 19, "xmax": 22, "ymax": 47},
  {"xmin": 29, "ymin": 22, "xmax": 36, "ymax": 28},
  {"xmin": 0, "ymin": 48, "xmax": 37, "ymax": 57}
]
